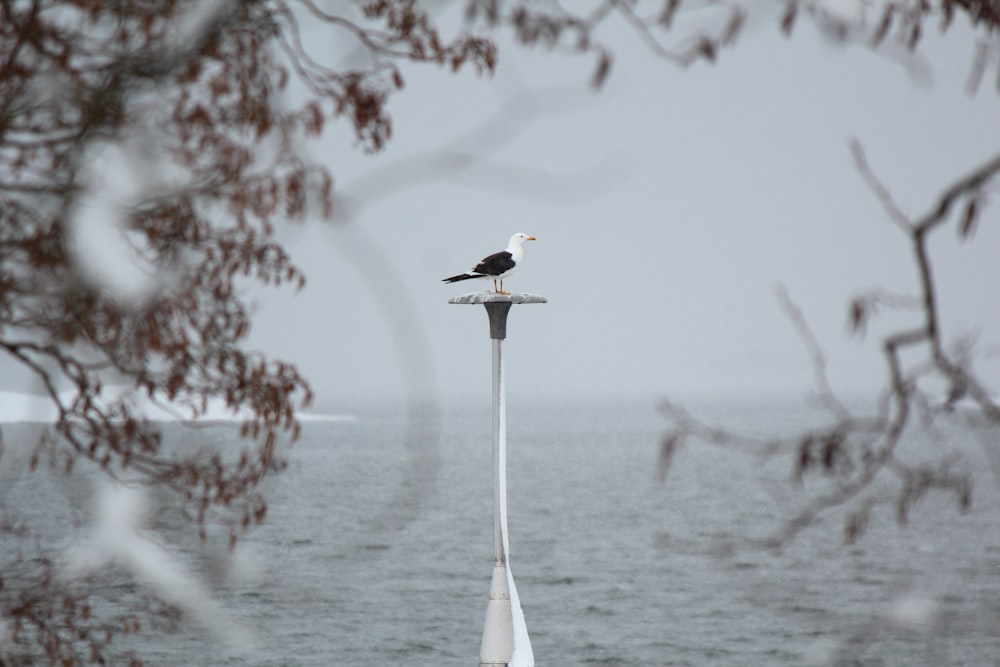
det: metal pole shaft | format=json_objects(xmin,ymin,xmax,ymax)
[
  {"xmin": 492, "ymin": 337, "xmax": 504, "ymax": 567},
  {"xmin": 481, "ymin": 332, "xmax": 513, "ymax": 666}
]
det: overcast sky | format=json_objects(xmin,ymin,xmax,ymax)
[
  {"xmin": 241, "ymin": 5, "xmax": 1000, "ymax": 411},
  {"xmin": 3, "ymin": 4, "xmax": 998, "ymax": 415}
]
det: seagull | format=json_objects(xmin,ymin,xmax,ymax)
[{"xmin": 442, "ymin": 233, "xmax": 536, "ymax": 295}]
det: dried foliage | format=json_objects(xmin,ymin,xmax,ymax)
[
  {"xmin": 465, "ymin": 1, "xmax": 1000, "ymax": 91},
  {"xmin": 0, "ymin": 0, "xmax": 495, "ymax": 663}
]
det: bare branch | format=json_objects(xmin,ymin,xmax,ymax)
[
  {"xmin": 849, "ymin": 138, "xmax": 912, "ymax": 231},
  {"xmin": 913, "ymin": 150, "xmax": 1000, "ymax": 234},
  {"xmin": 774, "ymin": 284, "xmax": 850, "ymax": 420},
  {"xmin": 661, "ymin": 138, "xmax": 997, "ymax": 553}
]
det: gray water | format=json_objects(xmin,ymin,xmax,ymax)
[{"xmin": 5, "ymin": 399, "xmax": 1000, "ymax": 665}]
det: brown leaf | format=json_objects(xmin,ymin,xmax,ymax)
[
  {"xmin": 958, "ymin": 194, "xmax": 979, "ymax": 240},
  {"xmin": 780, "ymin": 2, "xmax": 797, "ymax": 36},
  {"xmin": 658, "ymin": 0, "xmax": 681, "ymax": 28},
  {"xmin": 591, "ymin": 50, "xmax": 612, "ymax": 90},
  {"xmin": 844, "ymin": 503, "xmax": 870, "ymax": 544},
  {"xmin": 907, "ymin": 21, "xmax": 921, "ymax": 51},
  {"xmin": 871, "ymin": 5, "xmax": 893, "ymax": 47},
  {"xmin": 848, "ymin": 297, "xmax": 868, "ymax": 336},
  {"xmin": 941, "ymin": 0, "xmax": 954, "ymax": 31},
  {"xmin": 698, "ymin": 37, "xmax": 717, "ymax": 62},
  {"xmin": 722, "ymin": 8, "xmax": 745, "ymax": 46},
  {"xmin": 656, "ymin": 433, "xmax": 681, "ymax": 484},
  {"xmin": 794, "ymin": 435, "xmax": 813, "ymax": 481}
]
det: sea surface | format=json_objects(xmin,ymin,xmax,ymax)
[{"xmin": 3, "ymin": 398, "xmax": 1000, "ymax": 666}]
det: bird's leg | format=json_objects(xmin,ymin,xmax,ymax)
[
  {"xmin": 498, "ymin": 279, "xmax": 509, "ymax": 295},
  {"xmin": 492, "ymin": 279, "xmax": 499, "ymax": 293}
]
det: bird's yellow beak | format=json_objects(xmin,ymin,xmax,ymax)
[{"xmin": 527, "ymin": 236, "xmax": 537, "ymax": 241}]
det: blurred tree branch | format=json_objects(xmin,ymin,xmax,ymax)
[
  {"xmin": 0, "ymin": 1, "xmax": 496, "ymax": 663},
  {"xmin": 465, "ymin": 0, "xmax": 1000, "ymax": 91},
  {"xmin": 658, "ymin": 142, "xmax": 1000, "ymax": 551}
]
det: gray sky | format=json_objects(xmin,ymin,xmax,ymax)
[
  {"xmin": 246, "ymin": 8, "xmax": 1000, "ymax": 410},
  {"xmin": 3, "ymin": 5, "xmax": 997, "ymax": 413}
]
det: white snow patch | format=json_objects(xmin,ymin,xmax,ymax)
[{"xmin": 0, "ymin": 390, "xmax": 354, "ymax": 423}]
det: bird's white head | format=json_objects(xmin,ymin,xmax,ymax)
[{"xmin": 509, "ymin": 232, "xmax": 536, "ymax": 247}]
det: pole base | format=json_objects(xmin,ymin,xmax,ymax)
[{"xmin": 479, "ymin": 562, "xmax": 513, "ymax": 666}]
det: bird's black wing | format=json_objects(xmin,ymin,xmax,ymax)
[{"xmin": 472, "ymin": 250, "xmax": 515, "ymax": 276}]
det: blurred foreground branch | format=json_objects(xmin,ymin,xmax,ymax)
[
  {"xmin": 0, "ymin": 1, "xmax": 494, "ymax": 663},
  {"xmin": 658, "ymin": 142, "xmax": 1000, "ymax": 551}
]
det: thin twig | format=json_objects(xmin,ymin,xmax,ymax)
[{"xmin": 849, "ymin": 137, "xmax": 912, "ymax": 231}]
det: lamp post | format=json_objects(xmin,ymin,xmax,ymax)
[{"xmin": 448, "ymin": 291, "xmax": 546, "ymax": 667}]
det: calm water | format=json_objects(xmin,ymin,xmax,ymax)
[{"xmin": 5, "ymin": 399, "xmax": 1000, "ymax": 666}]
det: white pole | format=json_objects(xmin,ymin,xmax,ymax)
[
  {"xmin": 492, "ymin": 332, "xmax": 506, "ymax": 568},
  {"xmin": 448, "ymin": 292, "xmax": 545, "ymax": 667},
  {"xmin": 480, "ymin": 334, "xmax": 513, "ymax": 665}
]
